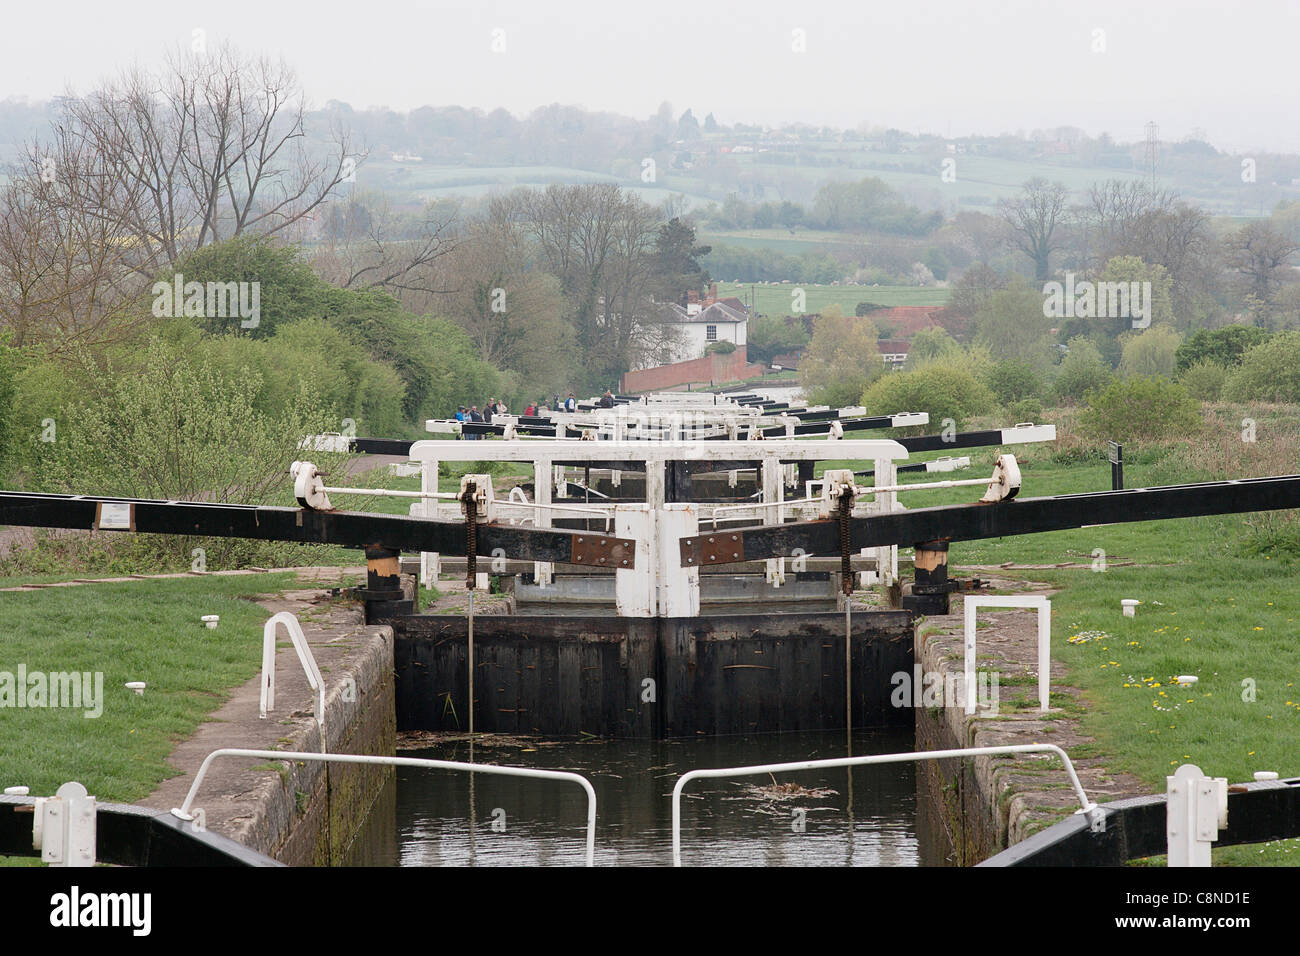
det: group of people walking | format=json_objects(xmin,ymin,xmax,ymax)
[
  {"xmin": 454, "ymin": 398, "xmax": 507, "ymax": 440},
  {"xmin": 453, "ymin": 390, "xmax": 615, "ymax": 439}
]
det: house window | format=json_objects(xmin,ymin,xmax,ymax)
[{"xmin": 706, "ymin": 325, "xmax": 718, "ymax": 342}]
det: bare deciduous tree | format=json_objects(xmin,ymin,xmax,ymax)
[
  {"xmin": 64, "ymin": 44, "xmax": 359, "ymax": 273},
  {"xmin": 999, "ymin": 178, "xmax": 1069, "ymax": 281},
  {"xmin": 1226, "ymin": 221, "xmax": 1299, "ymax": 325},
  {"xmin": 0, "ymin": 130, "xmax": 147, "ymax": 350},
  {"xmin": 312, "ymin": 191, "xmax": 458, "ymax": 298},
  {"xmin": 505, "ymin": 183, "xmax": 677, "ymax": 381},
  {"xmin": 1079, "ymin": 179, "xmax": 1216, "ymax": 324},
  {"xmin": 0, "ymin": 43, "xmax": 365, "ymax": 349}
]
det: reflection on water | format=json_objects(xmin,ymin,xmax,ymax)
[{"xmin": 370, "ymin": 729, "xmax": 919, "ymax": 867}]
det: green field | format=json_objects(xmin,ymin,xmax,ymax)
[
  {"xmin": 733, "ymin": 150, "xmax": 1170, "ymax": 210},
  {"xmin": 717, "ymin": 281, "xmax": 949, "ymax": 314},
  {"xmin": 360, "ymin": 144, "xmax": 1282, "ymax": 219},
  {"xmin": 0, "ymin": 573, "xmax": 298, "ymax": 804},
  {"xmin": 699, "ymin": 228, "xmax": 866, "ymax": 255},
  {"xmin": 361, "ymin": 160, "xmax": 717, "ymax": 210}
]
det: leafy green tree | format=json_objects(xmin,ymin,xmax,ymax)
[
  {"xmin": 1078, "ymin": 376, "xmax": 1201, "ymax": 442},
  {"xmin": 164, "ymin": 236, "xmax": 325, "ymax": 337},
  {"xmin": 1099, "ymin": 255, "xmax": 1175, "ymax": 330},
  {"xmin": 983, "ymin": 359, "xmax": 1044, "ymax": 403},
  {"xmin": 972, "ymin": 280, "xmax": 1056, "ymax": 374},
  {"xmin": 1223, "ymin": 331, "xmax": 1300, "ymax": 403},
  {"xmin": 922, "ymin": 247, "xmax": 950, "ymax": 280},
  {"xmin": 861, "ymin": 358, "xmax": 996, "ymax": 431},
  {"xmin": 651, "ymin": 218, "xmax": 711, "ymax": 303},
  {"xmin": 746, "ymin": 314, "xmax": 809, "ymax": 365},
  {"xmin": 811, "ymin": 178, "xmax": 940, "ymax": 235},
  {"xmin": 1174, "ymin": 326, "xmax": 1270, "ymax": 371},
  {"xmin": 1054, "ymin": 336, "xmax": 1114, "ymax": 404},
  {"xmin": 905, "ymin": 327, "xmax": 962, "ymax": 366},
  {"xmin": 1119, "ymin": 324, "xmax": 1181, "ymax": 379},
  {"xmin": 799, "ymin": 306, "xmax": 883, "ymax": 407}
]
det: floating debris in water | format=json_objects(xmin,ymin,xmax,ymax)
[
  {"xmin": 397, "ymin": 731, "xmax": 565, "ymax": 750},
  {"xmin": 724, "ymin": 780, "xmax": 840, "ymax": 816}
]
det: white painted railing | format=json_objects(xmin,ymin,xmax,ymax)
[
  {"xmin": 171, "ymin": 748, "xmax": 598, "ymax": 866},
  {"xmin": 259, "ymin": 612, "xmax": 327, "ymax": 753},
  {"xmin": 671, "ymin": 743, "xmax": 1103, "ymax": 866}
]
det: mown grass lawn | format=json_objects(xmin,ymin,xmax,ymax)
[
  {"xmin": 716, "ymin": 280, "xmax": 949, "ymax": 314},
  {"xmin": 0, "ymin": 573, "xmax": 296, "ymax": 806}
]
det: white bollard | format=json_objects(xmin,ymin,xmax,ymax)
[
  {"xmin": 1121, "ymin": 599, "xmax": 1140, "ymax": 617},
  {"xmin": 1166, "ymin": 763, "xmax": 1227, "ymax": 867},
  {"xmin": 39, "ymin": 782, "xmax": 97, "ymax": 867}
]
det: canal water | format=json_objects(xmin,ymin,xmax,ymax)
[{"xmin": 352, "ymin": 728, "xmax": 923, "ymax": 866}]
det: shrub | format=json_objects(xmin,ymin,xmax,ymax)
[
  {"xmin": 1077, "ymin": 376, "xmax": 1201, "ymax": 443},
  {"xmin": 1177, "ymin": 360, "xmax": 1228, "ymax": 402},
  {"xmin": 905, "ymin": 327, "xmax": 962, "ymax": 366},
  {"xmin": 1222, "ymin": 331, "xmax": 1300, "ymax": 403},
  {"xmin": 1005, "ymin": 398, "xmax": 1044, "ymax": 423},
  {"xmin": 800, "ymin": 306, "xmax": 883, "ymax": 407},
  {"xmin": 19, "ymin": 338, "xmax": 348, "ymax": 572},
  {"xmin": 269, "ymin": 319, "xmax": 407, "ymax": 436},
  {"xmin": 1119, "ymin": 324, "xmax": 1181, "ymax": 380},
  {"xmin": 3, "ymin": 346, "xmax": 102, "ymax": 487},
  {"xmin": 861, "ymin": 359, "xmax": 996, "ymax": 432},
  {"xmin": 983, "ymin": 359, "xmax": 1043, "ymax": 403},
  {"xmin": 1054, "ymin": 336, "xmax": 1113, "ymax": 404},
  {"xmin": 1175, "ymin": 325, "xmax": 1270, "ymax": 371}
]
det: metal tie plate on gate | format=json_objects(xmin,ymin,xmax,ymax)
[
  {"xmin": 679, "ymin": 533, "xmax": 744, "ymax": 566},
  {"xmin": 569, "ymin": 534, "xmax": 637, "ymax": 569}
]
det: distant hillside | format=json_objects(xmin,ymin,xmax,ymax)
[{"xmin": 5, "ymin": 97, "xmax": 1296, "ymax": 217}]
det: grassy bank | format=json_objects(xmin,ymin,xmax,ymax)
[
  {"xmin": 852, "ymin": 414, "xmax": 1300, "ymax": 864},
  {"xmin": 0, "ymin": 573, "xmax": 297, "ymax": 805}
]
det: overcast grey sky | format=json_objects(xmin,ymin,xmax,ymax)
[{"xmin": 3, "ymin": 0, "xmax": 1297, "ymax": 152}]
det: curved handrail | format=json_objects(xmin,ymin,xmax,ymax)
[
  {"xmin": 671, "ymin": 743, "xmax": 1101, "ymax": 866},
  {"xmin": 172, "ymin": 748, "xmax": 598, "ymax": 866}
]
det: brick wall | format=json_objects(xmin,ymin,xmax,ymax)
[{"xmin": 620, "ymin": 347, "xmax": 766, "ymax": 393}]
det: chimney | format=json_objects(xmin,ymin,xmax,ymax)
[{"xmin": 708, "ymin": 282, "xmax": 718, "ymax": 303}]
